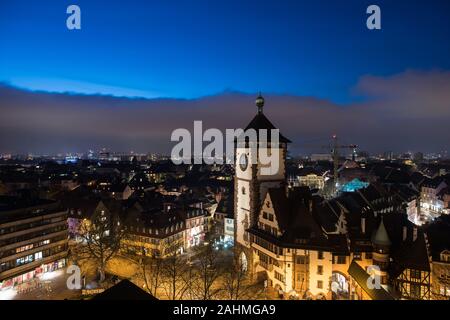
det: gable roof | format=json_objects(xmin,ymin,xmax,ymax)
[
  {"xmin": 314, "ymin": 200, "xmax": 341, "ymax": 233},
  {"xmin": 256, "ymin": 187, "xmax": 341, "ymax": 250}
]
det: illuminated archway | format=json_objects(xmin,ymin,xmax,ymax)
[{"xmin": 331, "ymin": 272, "xmax": 350, "ymax": 300}]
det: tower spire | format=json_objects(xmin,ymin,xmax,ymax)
[{"xmin": 255, "ymin": 92, "xmax": 264, "ymax": 114}]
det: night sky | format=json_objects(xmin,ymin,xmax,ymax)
[{"xmin": 0, "ymin": 0, "xmax": 449, "ymax": 155}]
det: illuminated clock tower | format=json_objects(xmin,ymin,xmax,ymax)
[{"xmin": 234, "ymin": 94, "xmax": 290, "ymax": 273}]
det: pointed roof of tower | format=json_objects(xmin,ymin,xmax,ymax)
[
  {"xmin": 372, "ymin": 216, "xmax": 392, "ymax": 247},
  {"xmin": 243, "ymin": 94, "xmax": 291, "ymax": 143}
]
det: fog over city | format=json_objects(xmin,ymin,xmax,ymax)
[{"xmin": 1, "ymin": 69, "xmax": 449, "ymax": 155}]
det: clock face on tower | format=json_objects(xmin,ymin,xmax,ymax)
[{"xmin": 239, "ymin": 153, "xmax": 248, "ymax": 171}]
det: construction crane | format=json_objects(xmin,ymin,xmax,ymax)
[{"xmin": 323, "ymin": 135, "xmax": 358, "ymax": 194}]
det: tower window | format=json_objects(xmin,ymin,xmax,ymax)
[
  {"xmin": 242, "ymin": 187, "xmax": 246, "ymax": 195},
  {"xmin": 336, "ymin": 256, "xmax": 346, "ymax": 264},
  {"xmin": 317, "ymin": 280, "xmax": 323, "ymax": 289},
  {"xmin": 317, "ymin": 265, "xmax": 323, "ymax": 275}
]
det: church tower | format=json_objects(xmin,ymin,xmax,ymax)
[{"xmin": 234, "ymin": 94, "xmax": 290, "ymax": 273}]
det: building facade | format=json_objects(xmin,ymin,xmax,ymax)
[
  {"xmin": 0, "ymin": 198, "xmax": 68, "ymax": 290},
  {"xmin": 431, "ymin": 250, "xmax": 450, "ymax": 299}
]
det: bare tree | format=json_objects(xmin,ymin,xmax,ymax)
[
  {"xmin": 180, "ymin": 259, "xmax": 197, "ymax": 300},
  {"xmin": 191, "ymin": 245, "xmax": 223, "ymax": 300},
  {"xmin": 140, "ymin": 254, "xmax": 164, "ymax": 297},
  {"xmin": 222, "ymin": 255, "xmax": 252, "ymax": 299},
  {"xmin": 161, "ymin": 249, "xmax": 188, "ymax": 300},
  {"xmin": 78, "ymin": 206, "xmax": 124, "ymax": 282}
]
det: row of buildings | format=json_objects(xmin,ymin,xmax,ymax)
[
  {"xmin": 0, "ymin": 149, "xmax": 237, "ymax": 292},
  {"xmin": 0, "ymin": 192, "xmax": 209, "ymax": 291},
  {"xmin": 63, "ymin": 187, "xmax": 209, "ymax": 258}
]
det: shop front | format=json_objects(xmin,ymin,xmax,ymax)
[{"xmin": 0, "ymin": 258, "xmax": 66, "ymax": 291}]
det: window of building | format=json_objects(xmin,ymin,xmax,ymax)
[
  {"xmin": 296, "ymin": 256, "xmax": 306, "ymax": 264},
  {"xmin": 268, "ymin": 214, "xmax": 274, "ymax": 222},
  {"xmin": 337, "ymin": 256, "xmax": 346, "ymax": 264},
  {"xmin": 410, "ymin": 269, "xmax": 421, "ymax": 279},
  {"xmin": 16, "ymin": 254, "xmax": 33, "ymax": 266},
  {"xmin": 263, "ymin": 212, "xmax": 268, "ymax": 219},
  {"xmin": 16, "ymin": 244, "xmax": 33, "ymax": 253},
  {"xmin": 353, "ymin": 253, "xmax": 362, "ymax": 261},
  {"xmin": 318, "ymin": 251, "xmax": 324, "ymax": 260},
  {"xmin": 275, "ymin": 271, "xmax": 284, "ymax": 283},
  {"xmin": 317, "ymin": 280, "xmax": 323, "ymax": 289},
  {"xmin": 317, "ymin": 265, "xmax": 323, "ymax": 275},
  {"xmin": 365, "ymin": 252, "xmax": 372, "ymax": 260},
  {"xmin": 410, "ymin": 284, "xmax": 421, "ymax": 298},
  {"xmin": 272, "ymin": 227, "xmax": 277, "ymax": 236}
]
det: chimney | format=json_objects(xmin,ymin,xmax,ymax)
[
  {"xmin": 413, "ymin": 227, "xmax": 418, "ymax": 242},
  {"xmin": 402, "ymin": 226, "xmax": 407, "ymax": 241},
  {"xmin": 361, "ymin": 217, "xmax": 366, "ymax": 235}
]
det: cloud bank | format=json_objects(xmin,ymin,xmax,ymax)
[{"xmin": 0, "ymin": 70, "xmax": 449, "ymax": 155}]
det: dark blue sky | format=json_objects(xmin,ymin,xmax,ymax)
[{"xmin": 1, "ymin": 0, "xmax": 449, "ymax": 103}]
